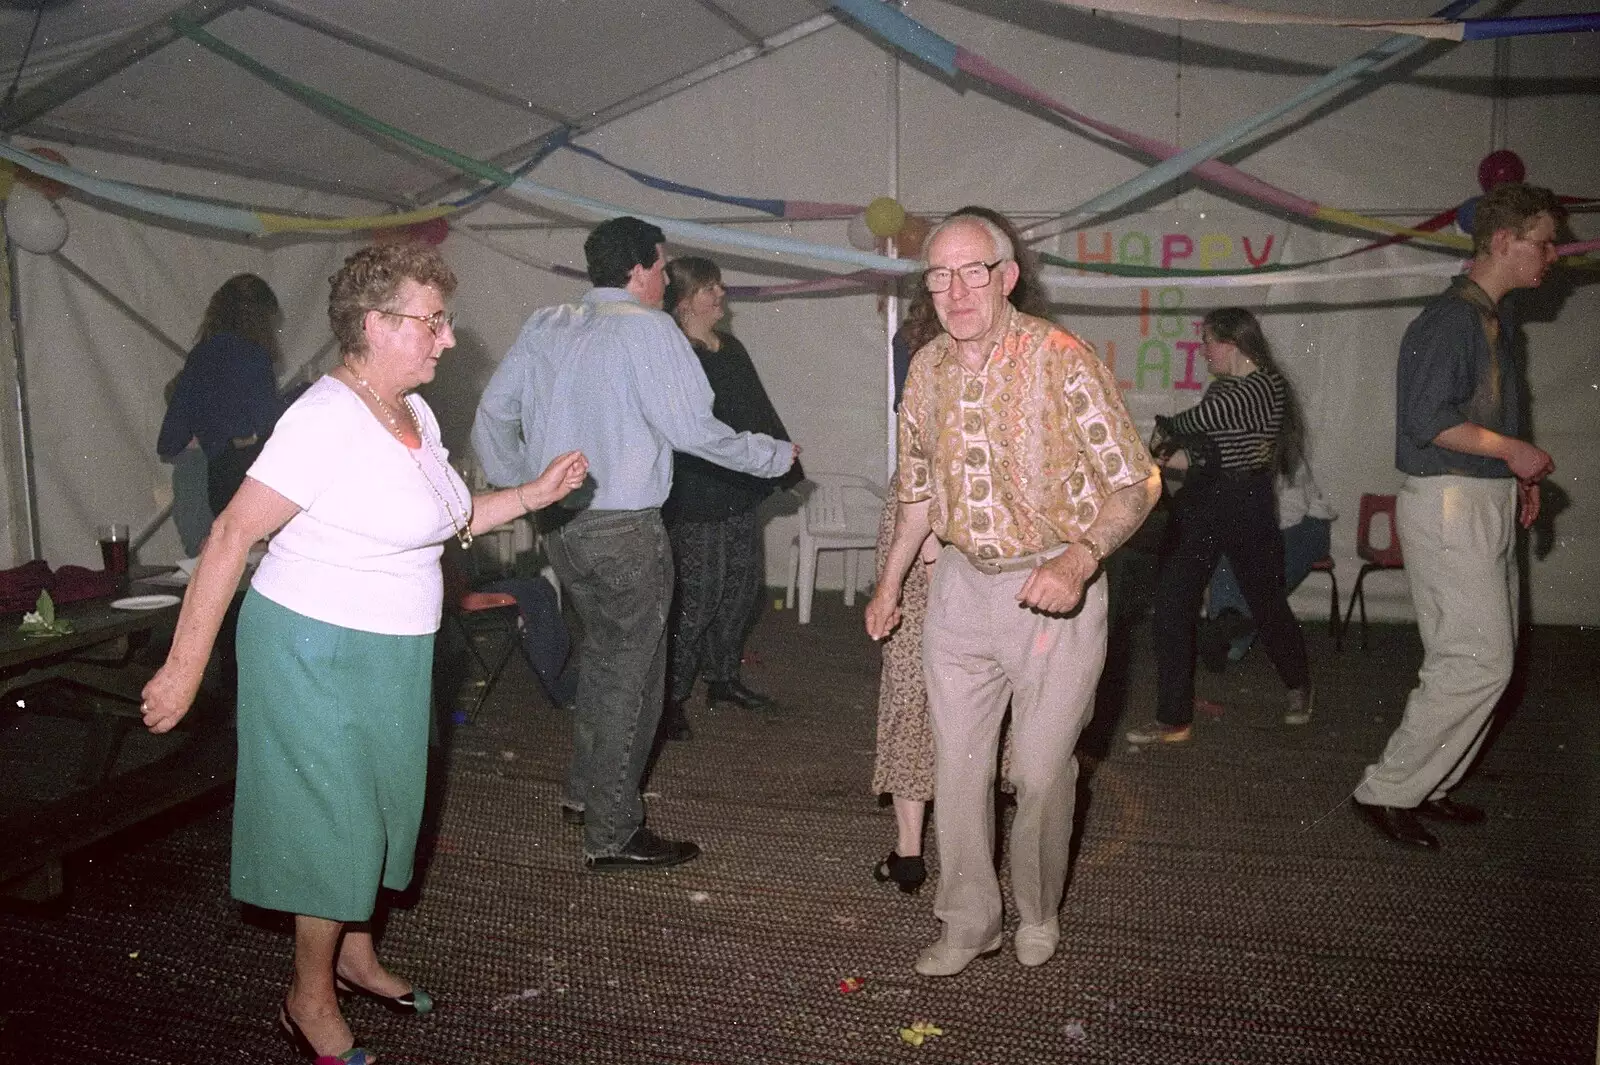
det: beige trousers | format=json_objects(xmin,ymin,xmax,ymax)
[
  {"xmin": 922, "ymin": 549, "xmax": 1107, "ymax": 948},
  {"xmin": 1353, "ymin": 475, "xmax": 1519, "ymax": 808}
]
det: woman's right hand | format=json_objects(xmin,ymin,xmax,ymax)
[
  {"xmin": 141, "ymin": 662, "xmax": 203, "ymax": 734},
  {"xmin": 522, "ymin": 450, "xmax": 589, "ymax": 510}
]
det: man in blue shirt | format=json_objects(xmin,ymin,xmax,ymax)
[
  {"xmin": 472, "ymin": 217, "xmax": 798, "ymax": 872},
  {"xmin": 1352, "ymin": 183, "xmax": 1561, "ymax": 850}
]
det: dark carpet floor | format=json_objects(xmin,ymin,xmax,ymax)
[{"xmin": 1, "ymin": 596, "xmax": 1596, "ymax": 1065}]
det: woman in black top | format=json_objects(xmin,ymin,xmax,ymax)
[
  {"xmin": 1127, "ymin": 307, "xmax": 1312, "ymax": 744},
  {"xmin": 660, "ymin": 257, "xmax": 802, "ymax": 740}
]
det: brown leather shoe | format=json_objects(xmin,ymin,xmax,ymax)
[
  {"xmin": 1415, "ymin": 797, "xmax": 1486, "ymax": 824},
  {"xmin": 1352, "ymin": 799, "xmax": 1439, "ymax": 849}
]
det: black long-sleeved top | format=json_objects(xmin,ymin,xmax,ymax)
[
  {"xmin": 664, "ymin": 332, "xmax": 803, "ymax": 523},
  {"xmin": 1157, "ymin": 369, "xmax": 1285, "ymax": 473}
]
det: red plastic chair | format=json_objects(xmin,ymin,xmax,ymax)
[
  {"xmin": 442, "ymin": 552, "xmax": 521, "ymax": 724},
  {"xmin": 1341, "ymin": 494, "xmax": 1404, "ymax": 650},
  {"xmin": 1305, "ymin": 556, "xmax": 1342, "ymax": 648}
]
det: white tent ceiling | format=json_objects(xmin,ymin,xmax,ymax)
[{"xmin": 0, "ymin": 0, "xmax": 836, "ymax": 206}]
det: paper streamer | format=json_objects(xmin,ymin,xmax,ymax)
[
  {"xmin": 562, "ymin": 142, "xmax": 859, "ymax": 220},
  {"xmin": 169, "ymin": 18, "xmax": 919, "ymax": 273},
  {"xmin": 833, "ymin": 0, "xmax": 1475, "ymax": 251},
  {"xmin": 1035, "ymin": 0, "xmax": 1600, "ymax": 41},
  {"xmin": 1046, "ymin": 0, "xmax": 1482, "ymax": 228}
]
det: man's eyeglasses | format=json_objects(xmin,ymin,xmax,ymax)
[
  {"xmin": 367, "ymin": 307, "xmax": 455, "ymax": 336},
  {"xmin": 923, "ymin": 259, "xmax": 1005, "ymax": 294}
]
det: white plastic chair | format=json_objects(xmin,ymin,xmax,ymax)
[{"xmin": 784, "ymin": 473, "xmax": 885, "ymax": 624}]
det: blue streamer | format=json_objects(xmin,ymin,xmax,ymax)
[
  {"xmin": 563, "ymin": 142, "xmax": 788, "ymax": 216},
  {"xmin": 1462, "ymin": 13, "xmax": 1600, "ymax": 40},
  {"xmin": 831, "ymin": 0, "xmax": 959, "ymax": 75},
  {"xmin": 448, "ymin": 128, "xmax": 571, "ymax": 210}
]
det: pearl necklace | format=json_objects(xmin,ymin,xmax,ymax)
[{"xmin": 347, "ymin": 368, "xmax": 474, "ymax": 548}]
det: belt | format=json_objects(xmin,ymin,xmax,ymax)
[{"xmin": 965, "ymin": 546, "xmax": 1067, "ymax": 576}]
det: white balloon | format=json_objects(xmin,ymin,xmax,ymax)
[
  {"xmin": 846, "ymin": 212, "xmax": 878, "ymax": 252},
  {"xmin": 3, "ymin": 184, "xmax": 68, "ymax": 255}
]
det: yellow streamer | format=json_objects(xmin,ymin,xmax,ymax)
[
  {"xmin": 1314, "ymin": 206, "xmax": 1473, "ymax": 251},
  {"xmin": 256, "ymin": 204, "xmax": 456, "ymax": 234}
]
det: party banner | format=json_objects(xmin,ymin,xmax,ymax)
[{"xmin": 1049, "ymin": 209, "xmax": 1297, "ymax": 428}]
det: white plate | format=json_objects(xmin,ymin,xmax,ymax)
[{"xmin": 111, "ymin": 594, "xmax": 181, "ymax": 611}]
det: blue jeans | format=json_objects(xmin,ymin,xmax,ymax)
[{"xmin": 544, "ymin": 508, "xmax": 674, "ymax": 857}]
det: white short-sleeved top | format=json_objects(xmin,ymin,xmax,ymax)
[{"xmin": 248, "ymin": 375, "xmax": 471, "ymax": 635}]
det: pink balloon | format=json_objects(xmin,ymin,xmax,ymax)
[{"xmin": 1477, "ymin": 150, "xmax": 1526, "ymax": 193}]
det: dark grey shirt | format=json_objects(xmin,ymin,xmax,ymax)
[{"xmin": 1394, "ymin": 276, "xmax": 1523, "ymax": 479}]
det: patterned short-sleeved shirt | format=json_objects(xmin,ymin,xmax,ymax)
[{"xmin": 896, "ymin": 308, "xmax": 1155, "ymax": 562}]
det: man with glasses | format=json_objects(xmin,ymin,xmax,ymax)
[
  {"xmin": 1352, "ymin": 182, "xmax": 1563, "ymax": 850},
  {"xmin": 866, "ymin": 213, "xmax": 1160, "ymax": 976},
  {"xmin": 471, "ymin": 216, "xmax": 798, "ymax": 872}
]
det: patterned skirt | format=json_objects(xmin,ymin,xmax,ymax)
[{"xmin": 870, "ymin": 486, "xmax": 935, "ymax": 800}]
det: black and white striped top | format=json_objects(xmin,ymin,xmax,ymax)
[{"xmin": 1160, "ymin": 369, "xmax": 1285, "ymax": 472}]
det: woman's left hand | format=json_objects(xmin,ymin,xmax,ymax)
[{"xmin": 522, "ymin": 450, "xmax": 589, "ymax": 510}]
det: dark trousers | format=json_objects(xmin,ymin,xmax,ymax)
[
  {"xmin": 1153, "ymin": 471, "xmax": 1309, "ymax": 726},
  {"xmin": 207, "ymin": 440, "xmax": 262, "ymax": 516},
  {"xmin": 544, "ymin": 508, "xmax": 674, "ymax": 857},
  {"xmin": 666, "ymin": 508, "xmax": 764, "ymax": 704}
]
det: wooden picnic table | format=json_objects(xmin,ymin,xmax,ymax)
[{"xmin": 0, "ymin": 577, "xmax": 237, "ymax": 901}]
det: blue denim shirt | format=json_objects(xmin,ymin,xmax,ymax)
[
  {"xmin": 471, "ymin": 288, "xmax": 794, "ymax": 510},
  {"xmin": 1395, "ymin": 276, "xmax": 1523, "ymax": 479}
]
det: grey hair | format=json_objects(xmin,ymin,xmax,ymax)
[{"xmin": 925, "ymin": 214, "xmax": 1014, "ymax": 263}]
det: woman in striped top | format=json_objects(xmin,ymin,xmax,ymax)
[{"xmin": 1127, "ymin": 307, "xmax": 1313, "ymax": 744}]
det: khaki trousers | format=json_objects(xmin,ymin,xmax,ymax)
[
  {"xmin": 922, "ymin": 549, "xmax": 1108, "ymax": 948},
  {"xmin": 1353, "ymin": 475, "xmax": 1518, "ymax": 808}
]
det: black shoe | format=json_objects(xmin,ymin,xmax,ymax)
[
  {"xmin": 560, "ymin": 805, "xmax": 584, "ymax": 827},
  {"xmin": 585, "ymin": 828, "xmax": 701, "ymax": 873},
  {"xmin": 660, "ymin": 702, "xmax": 693, "ymax": 742},
  {"xmin": 872, "ymin": 851, "xmax": 926, "ymax": 895},
  {"xmin": 335, "ymin": 975, "xmax": 435, "ymax": 1015},
  {"xmin": 1352, "ymin": 799, "xmax": 1439, "ymax": 849},
  {"xmin": 1415, "ymin": 797, "xmax": 1486, "ymax": 824},
  {"xmin": 706, "ymin": 679, "xmax": 775, "ymax": 711},
  {"xmin": 278, "ymin": 1001, "xmax": 374, "ymax": 1064}
]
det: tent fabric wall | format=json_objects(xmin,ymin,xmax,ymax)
[{"xmin": 3, "ymin": 0, "xmax": 1596, "ymax": 622}]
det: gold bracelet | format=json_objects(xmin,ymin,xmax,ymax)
[
  {"xmin": 514, "ymin": 484, "xmax": 533, "ymax": 513},
  {"xmin": 1077, "ymin": 537, "xmax": 1105, "ymax": 564}
]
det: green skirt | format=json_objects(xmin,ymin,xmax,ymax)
[{"xmin": 231, "ymin": 589, "xmax": 434, "ymax": 921}]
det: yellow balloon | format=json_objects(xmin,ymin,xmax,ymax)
[{"xmin": 864, "ymin": 196, "xmax": 906, "ymax": 238}]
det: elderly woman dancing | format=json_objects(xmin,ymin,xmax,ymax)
[{"xmin": 140, "ymin": 242, "xmax": 587, "ymax": 1065}]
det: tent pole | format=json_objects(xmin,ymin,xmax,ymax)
[
  {"xmin": 5, "ymin": 237, "xmax": 41, "ymax": 561},
  {"xmin": 884, "ymin": 51, "xmax": 901, "ymax": 488}
]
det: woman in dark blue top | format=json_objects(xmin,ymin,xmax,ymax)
[
  {"xmin": 158, "ymin": 274, "xmax": 287, "ymax": 522},
  {"xmin": 1127, "ymin": 307, "xmax": 1312, "ymax": 745}
]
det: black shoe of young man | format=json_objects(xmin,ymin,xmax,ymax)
[
  {"xmin": 1414, "ymin": 797, "xmax": 1486, "ymax": 824},
  {"xmin": 706, "ymin": 679, "xmax": 775, "ymax": 711},
  {"xmin": 660, "ymin": 702, "xmax": 693, "ymax": 742},
  {"xmin": 1351, "ymin": 799, "xmax": 1439, "ymax": 850},
  {"xmin": 585, "ymin": 828, "xmax": 701, "ymax": 873}
]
